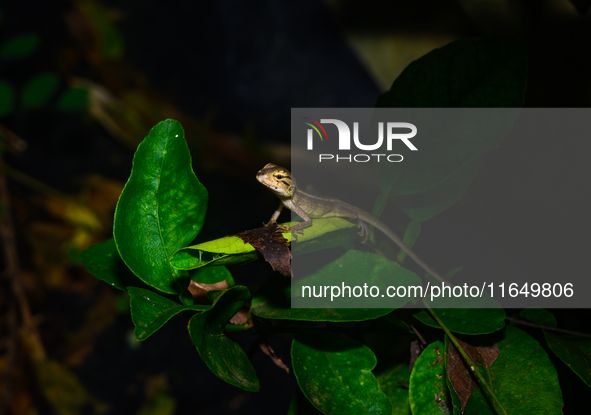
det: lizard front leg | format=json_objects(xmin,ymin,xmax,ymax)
[
  {"xmin": 281, "ymin": 202, "xmax": 312, "ymax": 241},
  {"xmin": 265, "ymin": 203, "xmax": 283, "ymax": 226}
]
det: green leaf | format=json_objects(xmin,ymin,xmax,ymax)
[
  {"xmin": 376, "ymin": 364, "xmax": 411, "ymax": 415},
  {"xmin": 21, "ymin": 72, "xmax": 59, "ymax": 109},
  {"xmin": 0, "ymin": 80, "xmax": 14, "ymax": 117},
  {"xmin": 171, "ymin": 218, "xmax": 355, "ymax": 270},
  {"xmin": 81, "ymin": 239, "xmax": 147, "ymax": 291},
  {"xmin": 171, "ymin": 235, "xmax": 260, "ymax": 270},
  {"xmin": 413, "ymin": 308, "xmax": 505, "ymax": 335},
  {"xmin": 0, "ymin": 33, "xmax": 40, "ymax": 59},
  {"xmin": 191, "ymin": 266, "xmax": 235, "ymax": 286},
  {"xmin": 545, "ymin": 332, "xmax": 591, "ymax": 388},
  {"xmin": 57, "ymin": 87, "xmax": 89, "ymax": 111},
  {"xmin": 374, "ymin": 37, "xmax": 527, "ymax": 219},
  {"xmin": 292, "ymin": 330, "xmax": 392, "ymax": 415},
  {"xmin": 376, "ymin": 37, "xmax": 528, "ymax": 108},
  {"xmin": 251, "ymin": 274, "xmax": 393, "ymax": 322},
  {"xmin": 569, "ymin": 339, "xmax": 591, "ymax": 356},
  {"xmin": 409, "ymin": 341, "xmax": 447, "ymax": 414},
  {"xmin": 188, "ymin": 286, "xmax": 259, "ymax": 391},
  {"xmin": 128, "ymin": 287, "xmax": 208, "ymax": 341},
  {"xmin": 508, "ymin": 310, "xmax": 586, "ymax": 390},
  {"xmin": 463, "ymin": 326, "xmax": 563, "ymax": 414},
  {"xmin": 113, "ymin": 119, "xmax": 208, "ymax": 294}
]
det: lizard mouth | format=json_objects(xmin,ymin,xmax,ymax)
[{"xmin": 256, "ymin": 172, "xmax": 278, "ymax": 191}]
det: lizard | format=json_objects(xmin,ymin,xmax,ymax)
[{"xmin": 256, "ymin": 162, "xmax": 448, "ymax": 284}]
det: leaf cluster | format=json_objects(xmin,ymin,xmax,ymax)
[{"xmin": 80, "ymin": 37, "xmax": 590, "ymax": 414}]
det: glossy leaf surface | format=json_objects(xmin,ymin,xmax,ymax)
[
  {"xmin": 375, "ymin": 37, "xmax": 527, "ymax": 219},
  {"xmin": 461, "ymin": 326, "xmax": 563, "ymax": 414},
  {"xmin": 188, "ymin": 286, "xmax": 259, "ymax": 391},
  {"xmin": 81, "ymin": 238, "xmax": 146, "ymax": 291},
  {"xmin": 114, "ymin": 119, "xmax": 208, "ymax": 294},
  {"xmin": 409, "ymin": 341, "xmax": 447, "ymax": 414},
  {"xmin": 292, "ymin": 330, "xmax": 392, "ymax": 415},
  {"xmin": 128, "ymin": 287, "xmax": 208, "ymax": 341}
]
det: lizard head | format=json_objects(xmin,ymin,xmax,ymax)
[{"xmin": 256, "ymin": 163, "xmax": 296, "ymax": 199}]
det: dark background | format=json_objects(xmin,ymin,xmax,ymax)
[{"xmin": 1, "ymin": 0, "xmax": 591, "ymax": 414}]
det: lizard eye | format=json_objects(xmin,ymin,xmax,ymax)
[{"xmin": 276, "ymin": 174, "xmax": 283, "ymax": 179}]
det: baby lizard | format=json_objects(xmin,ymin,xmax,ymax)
[{"xmin": 256, "ymin": 163, "xmax": 448, "ymax": 284}]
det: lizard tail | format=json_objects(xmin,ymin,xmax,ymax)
[{"xmin": 360, "ymin": 214, "xmax": 450, "ymax": 285}]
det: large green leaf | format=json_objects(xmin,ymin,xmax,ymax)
[
  {"xmin": 188, "ymin": 286, "xmax": 259, "ymax": 392},
  {"xmin": 292, "ymin": 330, "xmax": 392, "ymax": 415},
  {"xmin": 113, "ymin": 119, "xmax": 208, "ymax": 294},
  {"xmin": 81, "ymin": 238, "xmax": 147, "ymax": 291},
  {"xmin": 519, "ymin": 308, "xmax": 591, "ymax": 387},
  {"xmin": 376, "ymin": 36, "xmax": 527, "ymax": 109},
  {"xmin": 374, "ymin": 37, "xmax": 527, "ymax": 219},
  {"xmin": 413, "ymin": 308, "xmax": 505, "ymax": 335},
  {"xmin": 545, "ymin": 332, "xmax": 591, "ymax": 388},
  {"xmin": 462, "ymin": 326, "xmax": 563, "ymax": 414},
  {"xmin": 376, "ymin": 364, "xmax": 411, "ymax": 415},
  {"xmin": 128, "ymin": 287, "xmax": 208, "ymax": 341},
  {"xmin": 251, "ymin": 274, "xmax": 393, "ymax": 322},
  {"xmin": 409, "ymin": 341, "xmax": 448, "ymax": 414},
  {"xmin": 521, "ymin": 309, "xmax": 591, "ymax": 388}
]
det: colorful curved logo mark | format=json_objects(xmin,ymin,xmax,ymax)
[{"xmin": 302, "ymin": 117, "xmax": 328, "ymax": 141}]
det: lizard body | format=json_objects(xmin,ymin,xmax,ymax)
[{"xmin": 256, "ymin": 163, "xmax": 447, "ymax": 284}]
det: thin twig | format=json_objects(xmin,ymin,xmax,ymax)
[
  {"xmin": 410, "ymin": 324, "xmax": 428, "ymax": 346},
  {"xmin": 505, "ymin": 316, "xmax": 591, "ymax": 338}
]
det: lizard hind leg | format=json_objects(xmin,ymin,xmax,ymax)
[
  {"xmin": 335, "ymin": 205, "xmax": 371, "ymax": 243},
  {"xmin": 357, "ymin": 219, "xmax": 370, "ymax": 243}
]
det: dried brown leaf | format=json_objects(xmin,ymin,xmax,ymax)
[
  {"xmin": 447, "ymin": 337, "xmax": 499, "ymax": 412},
  {"xmin": 236, "ymin": 225, "xmax": 291, "ymax": 277},
  {"xmin": 259, "ymin": 341, "xmax": 290, "ymax": 374}
]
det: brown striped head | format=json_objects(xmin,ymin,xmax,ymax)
[{"xmin": 256, "ymin": 163, "xmax": 296, "ymax": 198}]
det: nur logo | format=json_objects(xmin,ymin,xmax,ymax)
[
  {"xmin": 302, "ymin": 117, "xmax": 328, "ymax": 148},
  {"xmin": 303, "ymin": 118, "xmax": 418, "ymax": 163}
]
